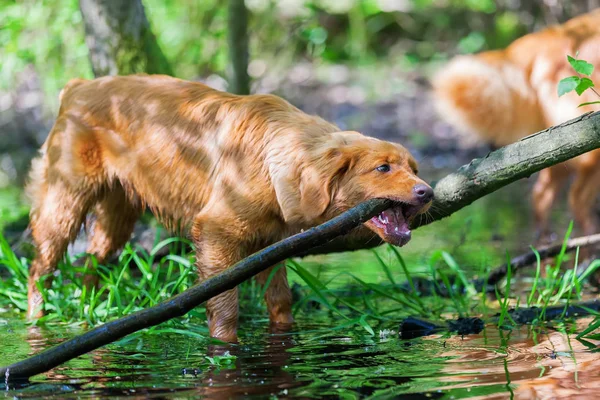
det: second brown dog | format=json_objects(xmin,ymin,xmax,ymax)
[{"xmin": 433, "ymin": 10, "xmax": 600, "ymax": 240}]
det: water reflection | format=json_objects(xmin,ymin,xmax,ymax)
[
  {"xmin": 4, "ymin": 316, "xmax": 600, "ymax": 398},
  {"xmin": 435, "ymin": 319, "xmax": 600, "ymax": 399}
]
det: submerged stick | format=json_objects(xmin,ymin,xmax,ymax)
[
  {"xmin": 307, "ymin": 111, "xmax": 600, "ymax": 255},
  {"xmin": 399, "ymin": 300, "xmax": 600, "ymax": 339},
  {"xmin": 1, "ymin": 199, "xmax": 394, "ymax": 382}
]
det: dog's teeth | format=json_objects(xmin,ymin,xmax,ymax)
[{"xmin": 378, "ymin": 215, "xmax": 386, "ymax": 224}]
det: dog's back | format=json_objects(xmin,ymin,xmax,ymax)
[{"xmin": 433, "ymin": 10, "xmax": 600, "ymax": 146}]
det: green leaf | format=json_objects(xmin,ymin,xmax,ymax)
[
  {"xmin": 575, "ymin": 77, "xmax": 594, "ymax": 95},
  {"xmin": 578, "ymin": 101, "xmax": 600, "ymax": 107},
  {"xmin": 358, "ymin": 315, "xmax": 375, "ymax": 336},
  {"xmin": 576, "ymin": 316, "xmax": 600, "ymax": 339},
  {"xmin": 568, "ymin": 55, "xmax": 594, "ymax": 76},
  {"xmin": 558, "ymin": 76, "xmax": 580, "ymax": 96},
  {"xmin": 288, "ymin": 260, "xmax": 349, "ymax": 319}
]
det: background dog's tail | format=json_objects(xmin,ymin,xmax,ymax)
[{"xmin": 432, "ymin": 52, "xmax": 545, "ymax": 147}]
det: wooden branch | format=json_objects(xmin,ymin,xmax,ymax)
[
  {"xmin": 305, "ymin": 111, "xmax": 600, "ymax": 255},
  {"xmin": 3, "ymin": 112, "xmax": 600, "ymax": 382},
  {"xmin": 485, "ymin": 233, "xmax": 600, "ymax": 286},
  {"xmin": 1, "ymin": 198, "xmax": 394, "ymax": 382}
]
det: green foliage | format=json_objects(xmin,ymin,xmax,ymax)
[
  {"xmin": 0, "ymin": 0, "xmax": 92, "ymax": 112},
  {"xmin": 568, "ymin": 55, "xmax": 594, "ymax": 76},
  {"xmin": 205, "ymin": 350, "xmax": 237, "ymax": 368},
  {"xmin": 0, "ymin": 188, "xmax": 29, "ymax": 230},
  {"xmin": 557, "ymin": 55, "xmax": 599, "ymax": 103},
  {"xmin": 0, "ymin": 0, "xmax": 539, "ymax": 114},
  {"xmin": 2, "ymin": 221, "xmax": 600, "ymax": 340}
]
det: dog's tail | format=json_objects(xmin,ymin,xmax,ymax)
[{"xmin": 432, "ymin": 52, "xmax": 545, "ymax": 146}]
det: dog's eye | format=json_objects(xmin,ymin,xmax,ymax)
[{"xmin": 376, "ymin": 164, "xmax": 391, "ymax": 173}]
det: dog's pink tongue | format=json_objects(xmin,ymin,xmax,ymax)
[{"xmin": 381, "ymin": 209, "xmax": 411, "ymax": 246}]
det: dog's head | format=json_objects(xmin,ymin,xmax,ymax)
[{"xmin": 272, "ymin": 131, "xmax": 432, "ymax": 247}]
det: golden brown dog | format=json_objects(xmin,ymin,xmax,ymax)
[
  {"xmin": 433, "ymin": 10, "xmax": 600, "ymax": 240},
  {"xmin": 26, "ymin": 74, "xmax": 433, "ymax": 342}
]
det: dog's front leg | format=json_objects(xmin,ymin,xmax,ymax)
[{"xmin": 192, "ymin": 215, "xmax": 248, "ymax": 343}]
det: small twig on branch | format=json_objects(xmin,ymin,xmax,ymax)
[{"xmin": 404, "ymin": 233, "xmax": 600, "ymax": 296}]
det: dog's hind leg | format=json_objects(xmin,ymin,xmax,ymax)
[
  {"xmin": 83, "ymin": 183, "xmax": 141, "ymax": 290},
  {"xmin": 27, "ymin": 178, "xmax": 94, "ymax": 319},
  {"xmin": 567, "ymin": 156, "xmax": 600, "ymax": 285},
  {"xmin": 569, "ymin": 160, "xmax": 600, "ymax": 237}
]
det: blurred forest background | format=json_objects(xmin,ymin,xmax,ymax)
[{"xmin": 1, "ymin": 0, "xmax": 600, "ymax": 230}]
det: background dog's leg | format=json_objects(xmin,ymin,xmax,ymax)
[
  {"xmin": 256, "ymin": 263, "xmax": 294, "ymax": 326},
  {"xmin": 28, "ymin": 181, "xmax": 93, "ymax": 319},
  {"xmin": 84, "ymin": 184, "xmax": 141, "ymax": 290},
  {"xmin": 568, "ymin": 163, "xmax": 600, "ymax": 285},
  {"xmin": 532, "ymin": 165, "xmax": 570, "ymax": 243},
  {"xmin": 569, "ymin": 163, "xmax": 600, "ymax": 237}
]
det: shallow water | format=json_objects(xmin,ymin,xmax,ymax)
[{"xmin": 3, "ymin": 315, "xmax": 600, "ymax": 399}]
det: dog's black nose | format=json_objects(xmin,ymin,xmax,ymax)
[{"xmin": 413, "ymin": 184, "xmax": 434, "ymax": 204}]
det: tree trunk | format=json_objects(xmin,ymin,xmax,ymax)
[
  {"xmin": 227, "ymin": 0, "xmax": 250, "ymax": 94},
  {"xmin": 79, "ymin": 0, "xmax": 173, "ymax": 77}
]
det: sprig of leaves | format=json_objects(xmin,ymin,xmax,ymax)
[{"xmin": 557, "ymin": 55, "xmax": 600, "ymax": 107}]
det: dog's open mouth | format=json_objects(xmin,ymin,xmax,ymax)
[{"xmin": 369, "ymin": 203, "xmax": 422, "ymax": 247}]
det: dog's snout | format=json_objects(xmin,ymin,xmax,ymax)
[{"xmin": 413, "ymin": 184, "xmax": 433, "ymax": 204}]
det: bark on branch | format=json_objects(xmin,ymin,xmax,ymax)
[{"xmin": 3, "ymin": 112, "xmax": 600, "ymax": 382}]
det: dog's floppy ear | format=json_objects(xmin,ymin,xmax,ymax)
[{"xmin": 272, "ymin": 145, "xmax": 349, "ymax": 225}]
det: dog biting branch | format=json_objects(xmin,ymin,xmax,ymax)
[
  {"xmin": 306, "ymin": 111, "xmax": 600, "ymax": 255},
  {"xmin": 3, "ymin": 111, "xmax": 600, "ymax": 382}
]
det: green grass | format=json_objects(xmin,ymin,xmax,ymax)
[{"xmin": 1, "ymin": 222, "xmax": 600, "ymax": 340}]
